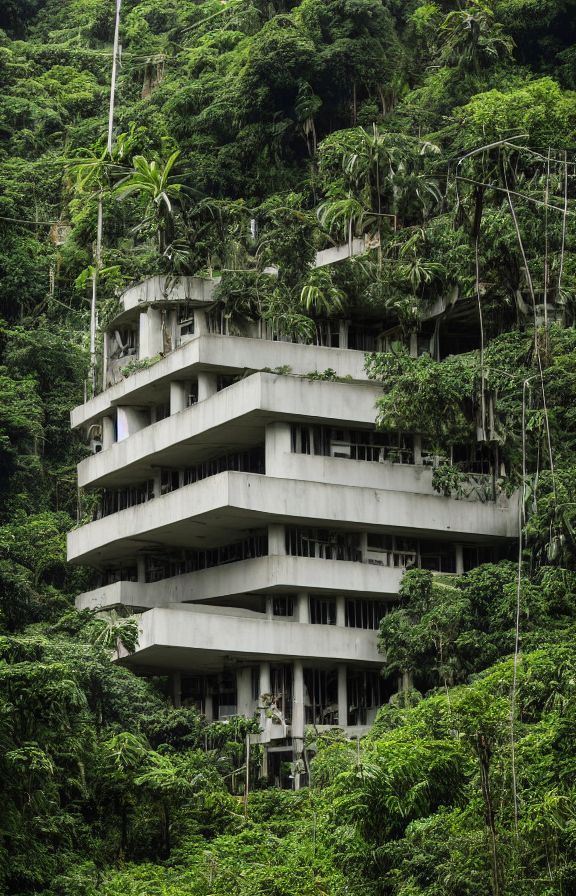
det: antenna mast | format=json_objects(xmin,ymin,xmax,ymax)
[{"xmin": 90, "ymin": 0, "xmax": 122, "ymax": 394}]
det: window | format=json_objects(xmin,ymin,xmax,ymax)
[
  {"xmin": 270, "ymin": 664, "xmax": 292, "ymax": 723},
  {"xmin": 345, "ymin": 599, "xmax": 388, "ymax": 629},
  {"xmin": 367, "ymin": 533, "xmax": 394, "ymax": 552},
  {"xmin": 347, "ymin": 669, "xmax": 394, "ymax": 725},
  {"xmin": 420, "ymin": 541, "xmax": 456, "ymax": 573},
  {"xmin": 463, "ymin": 545, "xmax": 496, "ymax": 571},
  {"xmin": 177, "ymin": 304, "xmax": 195, "ymax": 339},
  {"xmin": 272, "ymin": 596, "xmax": 294, "ymax": 617},
  {"xmin": 309, "ymin": 597, "xmax": 336, "ymax": 625},
  {"xmin": 285, "ymin": 527, "xmax": 361, "ymax": 562},
  {"xmin": 304, "ymin": 668, "xmax": 338, "ymax": 724},
  {"xmin": 160, "ymin": 469, "xmax": 180, "ymax": 494}
]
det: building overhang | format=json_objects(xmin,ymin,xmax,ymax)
[
  {"xmin": 76, "ymin": 555, "xmax": 405, "ymax": 610},
  {"xmin": 71, "ymin": 335, "xmax": 371, "ymax": 430},
  {"xmin": 77, "ymin": 373, "xmax": 382, "ymax": 489},
  {"xmin": 117, "ymin": 605, "xmax": 383, "ymax": 673},
  {"xmin": 68, "ymin": 470, "xmax": 519, "ymax": 566},
  {"xmin": 110, "ymin": 275, "xmax": 218, "ymax": 328}
]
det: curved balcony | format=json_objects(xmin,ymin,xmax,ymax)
[
  {"xmin": 118, "ymin": 604, "xmax": 382, "ymax": 672},
  {"xmin": 72, "ymin": 334, "xmax": 372, "ymax": 430},
  {"xmin": 68, "ymin": 470, "xmax": 518, "ymax": 567},
  {"xmin": 76, "ymin": 554, "xmax": 406, "ymax": 611}
]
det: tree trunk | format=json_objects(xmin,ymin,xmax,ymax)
[
  {"xmin": 476, "ymin": 733, "xmax": 502, "ymax": 896},
  {"xmin": 162, "ymin": 802, "xmax": 171, "ymax": 858}
]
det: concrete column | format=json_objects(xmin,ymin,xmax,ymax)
[
  {"xmin": 295, "ymin": 592, "xmax": 309, "ymax": 624},
  {"xmin": 171, "ymin": 671, "xmax": 182, "ymax": 708},
  {"xmin": 197, "ymin": 371, "xmax": 218, "ymax": 402},
  {"xmin": 259, "ymin": 661, "xmax": 272, "ymax": 742},
  {"xmin": 292, "ymin": 660, "xmax": 305, "ymax": 742},
  {"xmin": 338, "ymin": 665, "xmax": 348, "ymax": 727},
  {"xmin": 268, "ymin": 524, "xmax": 285, "ymax": 556},
  {"xmin": 138, "ymin": 310, "xmax": 148, "ymax": 358},
  {"xmin": 409, "ymin": 332, "xmax": 418, "ymax": 358},
  {"xmin": 139, "ymin": 307, "xmax": 163, "ymax": 359},
  {"xmin": 204, "ymin": 693, "xmax": 214, "ymax": 721},
  {"xmin": 292, "ymin": 660, "xmax": 305, "ymax": 790},
  {"xmin": 336, "ymin": 595, "xmax": 346, "ymax": 627},
  {"xmin": 116, "ymin": 406, "xmax": 148, "ymax": 441},
  {"xmin": 259, "ymin": 661, "xmax": 271, "ymax": 698},
  {"xmin": 136, "ymin": 555, "xmax": 146, "ymax": 583},
  {"xmin": 413, "ymin": 433, "xmax": 422, "ymax": 464},
  {"xmin": 170, "ymin": 380, "xmax": 188, "ymax": 415},
  {"xmin": 236, "ymin": 668, "xmax": 253, "ymax": 718},
  {"xmin": 455, "ymin": 543, "xmax": 464, "ymax": 575},
  {"xmin": 195, "ymin": 309, "xmax": 209, "ymax": 335},
  {"xmin": 339, "ymin": 320, "xmax": 349, "ymax": 349},
  {"xmin": 152, "ymin": 470, "xmax": 162, "ymax": 499},
  {"xmin": 265, "ymin": 421, "xmax": 292, "ymax": 477},
  {"xmin": 101, "ymin": 414, "xmax": 115, "ymax": 449}
]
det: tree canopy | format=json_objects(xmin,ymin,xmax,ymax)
[{"xmin": 1, "ymin": 0, "xmax": 576, "ymax": 893}]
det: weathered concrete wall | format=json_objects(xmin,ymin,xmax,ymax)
[
  {"xmin": 77, "ymin": 374, "xmax": 382, "ymax": 487},
  {"xmin": 68, "ymin": 470, "xmax": 517, "ymax": 564},
  {"xmin": 123, "ymin": 605, "xmax": 382, "ymax": 667},
  {"xmin": 119, "ymin": 275, "xmax": 217, "ymax": 317},
  {"xmin": 71, "ymin": 336, "xmax": 372, "ymax": 430},
  {"xmin": 76, "ymin": 555, "xmax": 405, "ymax": 611},
  {"xmin": 314, "ymin": 238, "xmax": 367, "ymax": 268}
]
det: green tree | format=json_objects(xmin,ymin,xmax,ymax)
[{"xmin": 115, "ymin": 151, "xmax": 187, "ymax": 256}]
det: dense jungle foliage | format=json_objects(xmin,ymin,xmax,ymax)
[{"xmin": 1, "ymin": 0, "xmax": 576, "ymax": 893}]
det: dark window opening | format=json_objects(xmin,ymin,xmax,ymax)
[
  {"xmin": 345, "ymin": 599, "xmax": 389, "ymax": 629},
  {"xmin": 309, "ymin": 596, "xmax": 336, "ymax": 625},
  {"xmin": 286, "ymin": 527, "xmax": 362, "ymax": 562},
  {"xmin": 304, "ymin": 668, "xmax": 338, "ymax": 725},
  {"xmin": 273, "ymin": 595, "xmax": 294, "ymax": 617}
]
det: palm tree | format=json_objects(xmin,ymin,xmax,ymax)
[
  {"xmin": 115, "ymin": 150, "xmax": 185, "ymax": 255},
  {"xmin": 440, "ymin": 1, "xmax": 514, "ymax": 73},
  {"xmin": 317, "ymin": 195, "xmax": 374, "ymax": 246},
  {"xmin": 300, "ymin": 267, "xmax": 346, "ymax": 316},
  {"xmin": 317, "ymin": 128, "xmax": 441, "ymax": 248},
  {"xmin": 86, "ymin": 610, "xmax": 139, "ymax": 656}
]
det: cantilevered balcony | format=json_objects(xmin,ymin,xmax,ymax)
[
  {"xmin": 68, "ymin": 470, "xmax": 517, "ymax": 567},
  {"xmin": 73, "ymin": 334, "xmax": 373, "ymax": 430},
  {"xmin": 117, "ymin": 604, "xmax": 382, "ymax": 672},
  {"xmin": 76, "ymin": 374, "xmax": 382, "ymax": 487},
  {"xmin": 76, "ymin": 554, "xmax": 406, "ymax": 611}
]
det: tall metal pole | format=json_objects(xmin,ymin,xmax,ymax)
[
  {"xmin": 244, "ymin": 732, "xmax": 250, "ymax": 817},
  {"xmin": 107, "ymin": 0, "xmax": 122, "ymax": 156},
  {"xmin": 90, "ymin": 0, "xmax": 122, "ymax": 394}
]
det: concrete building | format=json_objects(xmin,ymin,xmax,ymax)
[{"xmin": 69, "ymin": 274, "xmax": 517, "ymax": 783}]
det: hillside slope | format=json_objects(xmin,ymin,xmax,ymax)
[{"xmin": 1, "ymin": 1, "xmax": 576, "ymax": 894}]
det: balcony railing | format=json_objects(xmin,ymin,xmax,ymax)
[
  {"xmin": 93, "ymin": 537, "xmax": 492, "ymax": 595},
  {"xmin": 89, "ymin": 448, "xmax": 265, "ymax": 521},
  {"xmin": 286, "ymin": 528, "xmax": 362, "ymax": 562},
  {"xmin": 145, "ymin": 533, "xmax": 268, "ymax": 583}
]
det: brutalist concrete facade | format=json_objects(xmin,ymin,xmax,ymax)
[{"xmin": 69, "ymin": 276, "xmax": 517, "ymax": 782}]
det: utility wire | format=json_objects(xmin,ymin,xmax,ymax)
[
  {"xmin": 510, "ymin": 378, "xmax": 529, "ymax": 836},
  {"xmin": 558, "ymin": 150, "xmax": 569, "ymax": 295},
  {"xmin": 0, "ymin": 214, "xmax": 59, "ymax": 225},
  {"xmin": 455, "ymin": 174, "xmax": 574, "ymax": 214}
]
